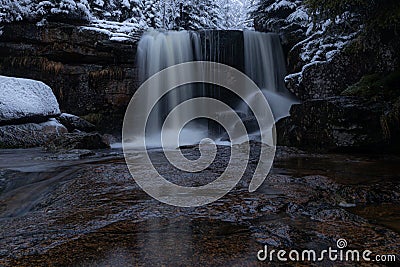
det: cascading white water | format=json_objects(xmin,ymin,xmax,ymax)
[
  {"xmin": 135, "ymin": 30, "xmax": 297, "ymax": 147},
  {"xmin": 136, "ymin": 30, "xmax": 207, "ymax": 147},
  {"xmin": 138, "ymin": 31, "xmax": 202, "ymax": 80},
  {"xmin": 243, "ymin": 31, "xmax": 298, "ymax": 120},
  {"xmin": 244, "ymin": 31, "xmax": 287, "ymax": 92}
]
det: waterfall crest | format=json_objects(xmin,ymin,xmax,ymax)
[{"xmin": 137, "ymin": 31, "xmax": 201, "ymax": 80}]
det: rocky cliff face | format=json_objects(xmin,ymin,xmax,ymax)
[
  {"xmin": 281, "ymin": 34, "xmax": 400, "ymax": 152},
  {"xmin": 285, "ymin": 35, "xmax": 400, "ymax": 101},
  {"xmin": 254, "ymin": 1, "xmax": 400, "ymax": 153},
  {"xmin": 277, "ymin": 96, "xmax": 400, "ymax": 152},
  {"xmin": 0, "ymin": 22, "xmax": 141, "ymax": 134},
  {"xmin": 1, "ymin": 17, "xmax": 399, "ymax": 152}
]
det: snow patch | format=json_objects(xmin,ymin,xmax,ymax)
[
  {"xmin": 60, "ymin": 113, "xmax": 76, "ymax": 118},
  {"xmin": 40, "ymin": 118, "xmax": 68, "ymax": 134},
  {"xmin": 0, "ymin": 76, "xmax": 60, "ymax": 123},
  {"xmin": 286, "ymin": 6, "xmax": 309, "ymax": 24},
  {"xmin": 285, "ymin": 72, "xmax": 303, "ymax": 85},
  {"xmin": 80, "ymin": 19, "xmax": 143, "ymax": 42},
  {"xmin": 80, "ymin": 26, "xmax": 112, "ymax": 37},
  {"xmin": 110, "ymin": 36, "xmax": 131, "ymax": 42},
  {"xmin": 266, "ymin": 0, "xmax": 296, "ymax": 12}
]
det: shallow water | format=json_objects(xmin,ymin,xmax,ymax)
[
  {"xmin": 0, "ymin": 145, "xmax": 399, "ymax": 266},
  {"xmin": 273, "ymin": 153, "xmax": 400, "ymax": 184},
  {"xmin": 348, "ymin": 203, "xmax": 400, "ymax": 233}
]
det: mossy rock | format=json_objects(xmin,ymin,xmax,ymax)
[
  {"xmin": 81, "ymin": 113, "xmax": 104, "ymax": 126},
  {"xmin": 381, "ymin": 96, "xmax": 400, "ymax": 140},
  {"xmin": 341, "ymin": 69, "xmax": 400, "ymax": 100}
]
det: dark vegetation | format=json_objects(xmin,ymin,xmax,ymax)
[{"xmin": 305, "ymin": 0, "xmax": 400, "ymax": 32}]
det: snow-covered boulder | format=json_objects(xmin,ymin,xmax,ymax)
[{"xmin": 0, "ymin": 76, "xmax": 60, "ymax": 124}]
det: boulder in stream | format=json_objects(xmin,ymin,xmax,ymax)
[
  {"xmin": 0, "ymin": 76, "xmax": 60, "ymax": 125},
  {"xmin": 0, "ymin": 76, "xmax": 110, "ymax": 149}
]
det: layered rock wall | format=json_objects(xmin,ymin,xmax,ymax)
[{"xmin": 0, "ymin": 22, "xmax": 140, "ymax": 134}]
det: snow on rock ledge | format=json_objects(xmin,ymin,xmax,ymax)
[{"xmin": 0, "ymin": 76, "xmax": 60, "ymax": 124}]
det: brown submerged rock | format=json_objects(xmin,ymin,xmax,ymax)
[{"xmin": 45, "ymin": 132, "xmax": 110, "ymax": 151}]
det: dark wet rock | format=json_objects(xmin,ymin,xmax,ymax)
[
  {"xmin": 45, "ymin": 132, "xmax": 110, "ymax": 151},
  {"xmin": 348, "ymin": 204, "xmax": 400, "ymax": 233},
  {"xmin": 47, "ymin": 149, "xmax": 96, "ymax": 160},
  {"xmin": 0, "ymin": 119, "xmax": 68, "ymax": 149},
  {"xmin": 56, "ymin": 113, "xmax": 96, "ymax": 132},
  {"xmin": 0, "ymin": 22, "xmax": 140, "ymax": 134},
  {"xmin": 274, "ymin": 145, "xmax": 308, "ymax": 159},
  {"xmin": 0, "ymin": 170, "xmax": 8, "ymax": 195},
  {"xmin": 337, "ymin": 183, "xmax": 400, "ymax": 205},
  {"xmin": 309, "ymin": 207, "xmax": 366, "ymax": 223},
  {"xmin": 286, "ymin": 35, "xmax": 400, "ymax": 101},
  {"xmin": 199, "ymin": 30, "xmax": 245, "ymax": 73},
  {"xmin": 178, "ymin": 144, "xmax": 198, "ymax": 150},
  {"xmin": 0, "ymin": 145, "xmax": 399, "ymax": 266},
  {"xmin": 301, "ymin": 175, "xmax": 340, "ymax": 191},
  {"xmin": 241, "ymin": 116, "xmax": 259, "ymax": 134},
  {"xmin": 101, "ymin": 134, "xmax": 120, "ymax": 146},
  {"xmin": 276, "ymin": 96, "xmax": 400, "ymax": 153}
]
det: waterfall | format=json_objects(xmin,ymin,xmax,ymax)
[
  {"xmin": 136, "ymin": 30, "xmax": 206, "ymax": 147},
  {"xmin": 243, "ymin": 30, "xmax": 298, "ymax": 120},
  {"xmin": 135, "ymin": 30, "xmax": 297, "ymax": 147},
  {"xmin": 243, "ymin": 31, "xmax": 287, "ymax": 92},
  {"xmin": 138, "ymin": 31, "xmax": 202, "ymax": 80}
]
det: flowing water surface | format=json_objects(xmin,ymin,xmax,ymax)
[{"xmin": 0, "ymin": 145, "xmax": 399, "ymax": 266}]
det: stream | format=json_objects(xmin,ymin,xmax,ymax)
[{"xmin": 0, "ymin": 144, "xmax": 399, "ymax": 266}]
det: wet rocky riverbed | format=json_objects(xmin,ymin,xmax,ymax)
[{"xmin": 0, "ymin": 144, "xmax": 399, "ymax": 266}]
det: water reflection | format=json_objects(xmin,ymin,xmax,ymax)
[{"xmin": 0, "ymin": 146, "xmax": 399, "ymax": 266}]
